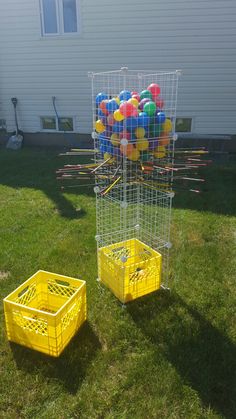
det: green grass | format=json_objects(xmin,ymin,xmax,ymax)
[{"xmin": 0, "ymin": 148, "xmax": 236, "ymax": 419}]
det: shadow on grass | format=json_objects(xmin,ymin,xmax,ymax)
[
  {"xmin": 10, "ymin": 322, "xmax": 101, "ymax": 394},
  {"xmin": 127, "ymin": 290, "xmax": 236, "ymax": 419},
  {"xmin": 173, "ymin": 156, "xmax": 236, "ymax": 216},
  {"xmin": 0, "ymin": 148, "xmax": 94, "ymax": 219}
]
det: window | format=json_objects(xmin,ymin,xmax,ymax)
[
  {"xmin": 58, "ymin": 117, "xmax": 74, "ymax": 131},
  {"xmin": 41, "ymin": 116, "xmax": 56, "ymax": 130},
  {"xmin": 40, "ymin": 0, "xmax": 80, "ymax": 36},
  {"xmin": 176, "ymin": 118, "xmax": 192, "ymax": 133},
  {"xmin": 41, "ymin": 116, "xmax": 74, "ymax": 131}
]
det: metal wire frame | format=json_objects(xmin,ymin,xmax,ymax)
[{"xmin": 89, "ymin": 68, "xmax": 180, "ymax": 288}]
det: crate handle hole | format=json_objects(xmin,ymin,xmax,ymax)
[
  {"xmin": 55, "ymin": 279, "xmax": 70, "ymax": 287},
  {"xmin": 18, "ymin": 286, "xmax": 29, "ymax": 297}
]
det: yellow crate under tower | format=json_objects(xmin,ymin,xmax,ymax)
[
  {"xmin": 90, "ymin": 68, "xmax": 180, "ymax": 302},
  {"xmin": 99, "ymin": 238, "xmax": 162, "ymax": 304}
]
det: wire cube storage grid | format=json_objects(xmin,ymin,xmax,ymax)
[{"xmin": 89, "ymin": 68, "xmax": 180, "ymax": 299}]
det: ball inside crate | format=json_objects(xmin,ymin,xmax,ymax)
[
  {"xmin": 98, "ymin": 238, "xmax": 162, "ymax": 303},
  {"xmin": 3, "ymin": 270, "xmax": 87, "ymax": 357}
]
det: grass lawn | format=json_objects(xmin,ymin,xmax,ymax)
[{"xmin": 0, "ymin": 148, "xmax": 236, "ymax": 419}]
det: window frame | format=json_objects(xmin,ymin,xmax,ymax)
[
  {"xmin": 40, "ymin": 116, "xmax": 75, "ymax": 132},
  {"xmin": 39, "ymin": 0, "xmax": 80, "ymax": 37},
  {"xmin": 175, "ymin": 117, "xmax": 193, "ymax": 134}
]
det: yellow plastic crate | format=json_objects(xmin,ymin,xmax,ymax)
[
  {"xmin": 98, "ymin": 238, "xmax": 162, "ymax": 303},
  {"xmin": 3, "ymin": 270, "xmax": 87, "ymax": 357}
]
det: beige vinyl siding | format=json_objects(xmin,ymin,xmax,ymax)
[{"xmin": 0, "ymin": 0, "xmax": 236, "ymax": 135}]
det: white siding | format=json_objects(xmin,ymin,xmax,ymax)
[{"xmin": 0, "ymin": 0, "xmax": 236, "ymax": 135}]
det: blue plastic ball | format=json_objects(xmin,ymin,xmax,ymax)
[
  {"xmin": 106, "ymin": 99, "xmax": 119, "ymax": 112},
  {"xmin": 113, "ymin": 121, "xmax": 124, "ymax": 133},
  {"xmin": 125, "ymin": 117, "xmax": 138, "ymax": 132},
  {"xmin": 156, "ymin": 112, "xmax": 166, "ymax": 124},
  {"xmin": 98, "ymin": 109, "xmax": 105, "ymax": 118},
  {"xmin": 119, "ymin": 90, "xmax": 132, "ymax": 101},
  {"xmin": 137, "ymin": 112, "xmax": 150, "ymax": 127},
  {"xmin": 96, "ymin": 92, "xmax": 108, "ymax": 105}
]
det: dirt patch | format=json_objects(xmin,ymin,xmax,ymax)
[{"xmin": 0, "ymin": 271, "xmax": 10, "ymax": 281}]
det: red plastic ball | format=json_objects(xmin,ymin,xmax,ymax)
[
  {"xmin": 147, "ymin": 83, "xmax": 161, "ymax": 97},
  {"xmin": 120, "ymin": 102, "xmax": 137, "ymax": 117}
]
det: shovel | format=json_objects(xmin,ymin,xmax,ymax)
[{"xmin": 6, "ymin": 97, "xmax": 24, "ymax": 150}]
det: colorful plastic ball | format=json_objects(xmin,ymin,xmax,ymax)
[
  {"xmin": 143, "ymin": 101, "xmax": 157, "ymax": 117},
  {"xmin": 147, "ymin": 83, "xmax": 161, "ymax": 97},
  {"xmin": 155, "ymin": 97, "xmax": 165, "ymax": 109},
  {"xmin": 158, "ymin": 132, "xmax": 170, "ymax": 146},
  {"xmin": 149, "ymin": 138, "xmax": 159, "ymax": 151},
  {"xmin": 106, "ymin": 99, "xmax": 119, "ymax": 113},
  {"xmin": 104, "ymin": 128, "xmax": 112, "ymax": 138},
  {"xmin": 140, "ymin": 89, "xmax": 153, "ymax": 101},
  {"xmin": 156, "ymin": 112, "xmax": 166, "ymax": 124},
  {"xmin": 99, "ymin": 100, "xmax": 109, "ymax": 115},
  {"xmin": 120, "ymin": 143, "xmax": 134, "ymax": 156},
  {"xmin": 114, "ymin": 96, "xmax": 120, "ymax": 105},
  {"xmin": 139, "ymin": 98, "xmax": 151, "ymax": 111},
  {"xmin": 99, "ymin": 136, "xmax": 109, "ymax": 153},
  {"xmin": 140, "ymin": 151, "xmax": 151, "ymax": 162},
  {"xmin": 128, "ymin": 148, "xmax": 140, "ymax": 161},
  {"xmin": 119, "ymin": 130, "xmax": 131, "ymax": 141},
  {"xmin": 131, "ymin": 91, "xmax": 138, "ymax": 96},
  {"xmin": 136, "ymin": 138, "xmax": 149, "ymax": 151},
  {"xmin": 95, "ymin": 119, "xmax": 106, "ymax": 133},
  {"xmin": 110, "ymin": 133, "xmax": 120, "ymax": 146},
  {"xmin": 132, "ymin": 94, "xmax": 140, "ymax": 103},
  {"xmin": 125, "ymin": 117, "xmax": 138, "ymax": 131},
  {"xmin": 114, "ymin": 109, "xmax": 125, "ymax": 122},
  {"xmin": 154, "ymin": 146, "xmax": 166, "ymax": 158},
  {"xmin": 150, "ymin": 124, "xmax": 162, "ymax": 138},
  {"xmin": 112, "ymin": 121, "xmax": 124, "ymax": 133},
  {"xmin": 112, "ymin": 147, "xmax": 121, "ymax": 157},
  {"xmin": 128, "ymin": 98, "xmax": 139, "ymax": 108},
  {"xmin": 137, "ymin": 112, "xmax": 150, "ymax": 127},
  {"xmin": 104, "ymin": 152, "xmax": 116, "ymax": 163},
  {"xmin": 135, "ymin": 127, "xmax": 146, "ymax": 139},
  {"xmin": 119, "ymin": 90, "xmax": 132, "ymax": 101},
  {"xmin": 120, "ymin": 102, "xmax": 137, "ymax": 117},
  {"xmin": 162, "ymin": 119, "xmax": 172, "ymax": 133},
  {"xmin": 98, "ymin": 108, "xmax": 105, "ymax": 118},
  {"xmin": 96, "ymin": 92, "xmax": 108, "ymax": 105},
  {"xmin": 107, "ymin": 113, "xmax": 115, "ymax": 126}
]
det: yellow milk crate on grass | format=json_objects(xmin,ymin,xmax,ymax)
[
  {"xmin": 98, "ymin": 238, "xmax": 162, "ymax": 304},
  {"xmin": 3, "ymin": 270, "xmax": 86, "ymax": 357}
]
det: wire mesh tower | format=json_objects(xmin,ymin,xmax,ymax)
[{"xmin": 89, "ymin": 68, "xmax": 180, "ymax": 302}]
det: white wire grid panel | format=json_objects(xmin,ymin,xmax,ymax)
[
  {"xmin": 95, "ymin": 184, "xmax": 172, "ymax": 286},
  {"xmin": 89, "ymin": 68, "xmax": 180, "ymax": 288}
]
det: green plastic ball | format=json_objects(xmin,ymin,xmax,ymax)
[
  {"xmin": 140, "ymin": 90, "xmax": 153, "ymax": 101},
  {"xmin": 143, "ymin": 101, "xmax": 157, "ymax": 116}
]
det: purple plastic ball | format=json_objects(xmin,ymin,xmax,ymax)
[{"xmin": 139, "ymin": 98, "xmax": 151, "ymax": 111}]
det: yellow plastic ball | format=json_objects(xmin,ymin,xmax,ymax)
[
  {"xmin": 135, "ymin": 127, "xmax": 146, "ymax": 139},
  {"xmin": 128, "ymin": 97, "xmax": 139, "ymax": 108},
  {"xmin": 136, "ymin": 138, "xmax": 149, "ymax": 151},
  {"xmin": 110, "ymin": 133, "xmax": 120, "ymax": 146},
  {"xmin": 114, "ymin": 109, "xmax": 125, "ymax": 122},
  {"xmin": 128, "ymin": 148, "xmax": 140, "ymax": 161},
  {"xmin": 95, "ymin": 119, "xmax": 106, "ymax": 133},
  {"xmin": 154, "ymin": 146, "xmax": 166, "ymax": 159},
  {"xmin": 104, "ymin": 152, "xmax": 115, "ymax": 163},
  {"xmin": 114, "ymin": 96, "xmax": 120, "ymax": 105},
  {"xmin": 162, "ymin": 119, "xmax": 172, "ymax": 133}
]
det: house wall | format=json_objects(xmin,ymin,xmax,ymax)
[{"xmin": 0, "ymin": 0, "xmax": 236, "ymax": 138}]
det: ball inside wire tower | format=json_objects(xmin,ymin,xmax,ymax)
[{"xmin": 95, "ymin": 83, "xmax": 172, "ymax": 163}]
